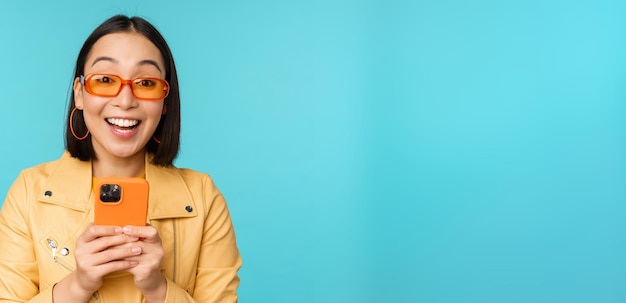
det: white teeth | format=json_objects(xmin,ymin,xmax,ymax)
[
  {"xmin": 106, "ymin": 118, "xmax": 139, "ymax": 127},
  {"xmin": 116, "ymin": 128, "xmax": 133, "ymax": 134}
]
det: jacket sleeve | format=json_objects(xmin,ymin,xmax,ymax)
[
  {"xmin": 162, "ymin": 175, "xmax": 242, "ymax": 303},
  {"xmin": 0, "ymin": 173, "xmax": 54, "ymax": 303}
]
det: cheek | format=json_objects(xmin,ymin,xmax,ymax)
[
  {"xmin": 145, "ymin": 103, "xmax": 165, "ymax": 123},
  {"xmin": 81, "ymin": 99, "xmax": 106, "ymax": 123}
]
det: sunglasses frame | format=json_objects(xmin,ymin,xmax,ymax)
[{"xmin": 80, "ymin": 74, "xmax": 170, "ymax": 101}]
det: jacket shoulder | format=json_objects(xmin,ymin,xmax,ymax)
[
  {"xmin": 20, "ymin": 157, "xmax": 64, "ymax": 179},
  {"xmin": 2, "ymin": 156, "xmax": 64, "ymax": 214},
  {"xmin": 177, "ymin": 167, "xmax": 212, "ymax": 181},
  {"xmin": 165, "ymin": 166, "xmax": 223, "ymax": 199},
  {"xmin": 12, "ymin": 155, "xmax": 67, "ymax": 190},
  {"xmin": 11, "ymin": 153, "xmax": 87, "ymax": 200}
]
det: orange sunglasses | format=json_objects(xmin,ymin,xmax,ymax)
[{"xmin": 81, "ymin": 74, "xmax": 169, "ymax": 101}]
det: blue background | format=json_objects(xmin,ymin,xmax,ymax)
[{"xmin": 1, "ymin": 0, "xmax": 625, "ymax": 302}]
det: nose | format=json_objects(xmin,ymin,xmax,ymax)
[{"xmin": 112, "ymin": 83, "xmax": 138, "ymax": 110}]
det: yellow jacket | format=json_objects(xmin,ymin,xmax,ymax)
[{"xmin": 0, "ymin": 152, "xmax": 242, "ymax": 302}]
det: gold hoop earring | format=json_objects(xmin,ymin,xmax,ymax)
[{"xmin": 70, "ymin": 107, "xmax": 90, "ymax": 140}]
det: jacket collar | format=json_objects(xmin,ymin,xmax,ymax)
[{"xmin": 38, "ymin": 151, "xmax": 197, "ymax": 220}]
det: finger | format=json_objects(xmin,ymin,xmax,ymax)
[
  {"xmin": 108, "ymin": 240, "xmax": 140, "ymax": 250},
  {"xmin": 77, "ymin": 223, "xmax": 124, "ymax": 242},
  {"xmin": 96, "ymin": 259, "xmax": 140, "ymax": 273},
  {"xmin": 89, "ymin": 245, "xmax": 143, "ymax": 265},
  {"xmin": 122, "ymin": 226, "xmax": 160, "ymax": 242},
  {"xmin": 122, "ymin": 249, "xmax": 163, "ymax": 264},
  {"xmin": 76, "ymin": 234, "xmax": 139, "ymax": 258},
  {"xmin": 123, "ymin": 248, "xmax": 164, "ymax": 275},
  {"xmin": 121, "ymin": 239, "xmax": 165, "ymax": 257}
]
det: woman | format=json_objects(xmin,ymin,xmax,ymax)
[{"xmin": 0, "ymin": 15, "xmax": 241, "ymax": 302}]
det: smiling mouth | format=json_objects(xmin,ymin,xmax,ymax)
[{"xmin": 106, "ymin": 118, "xmax": 141, "ymax": 134}]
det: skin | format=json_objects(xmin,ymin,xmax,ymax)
[
  {"xmin": 76, "ymin": 31, "xmax": 165, "ymax": 178},
  {"xmin": 53, "ymin": 32, "xmax": 168, "ymax": 303}
]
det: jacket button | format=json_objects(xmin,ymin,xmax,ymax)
[
  {"xmin": 185, "ymin": 205, "xmax": 193, "ymax": 212},
  {"xmin": 44, "ymin": 190, "xmax": 52, "ymax": 197},
  {"xmin": 61, "ymin": 248, "xmax": 70, "ymax": 256}
]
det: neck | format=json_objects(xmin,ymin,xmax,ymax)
[{"xmin": 92, "ymin": 151, "xmax": 146, "ymax": 178}]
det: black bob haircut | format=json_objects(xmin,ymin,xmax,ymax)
[{"xmin": 65, "ymin": 15, "xmax": 180, "ymax": 166}]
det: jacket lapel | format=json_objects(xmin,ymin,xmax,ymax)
[
  {"xmin": 38, "ymin": 152, "xmax": 92, "ymax": 212},
  {"xmin": 37, "ymin": 152, "xmax": 198, "ymax": 220},
  {"xmin": 146, "ymin": 155, "xmax": 197, "ymax": 220}
]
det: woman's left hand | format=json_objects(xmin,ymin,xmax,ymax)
[{"xmin": 121, "ymin": 224, "xmax": 167, "ymax": 302}]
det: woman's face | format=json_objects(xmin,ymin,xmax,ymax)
[{"xmin": 74, "ymin": 32, "xmax": 166, "ymax": 162}]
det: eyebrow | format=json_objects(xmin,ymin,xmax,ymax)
[
  {"xmin": 138, "ymin": 59, "xmax": 163, "ymax": 73},
  {"xmin": 90, "ymin": 56, "xmax": 163, "ymax": 73},
  {"xmin": 91, "ymin": 56, "xmax": 117, "ymax": 66}
]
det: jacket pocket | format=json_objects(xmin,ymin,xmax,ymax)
[{"xmin": 39, "ymin": 233, "xmax": 75, "ymax": 273}]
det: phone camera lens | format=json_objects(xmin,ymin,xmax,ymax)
[{"xmin": 99, "ymin": 184, "xmax": 121, "ymax": 202}]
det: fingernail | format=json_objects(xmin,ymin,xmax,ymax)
[
  {"xmin": 130, "ymin": 261, "xmax": 138, "ymax": 266},
  {"xmin": 123, "ymin": 226, "xmax": 132, "ymax": 233},
  {"xmin": 132, "ymin": 247, "xmax": 141, "ymax": 254},
  {"xmin": 115, "ymin": 227, "xmax": 122, "ymax": 233}
]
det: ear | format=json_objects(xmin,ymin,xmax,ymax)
[{"xmin": 73, "ymin": 77, "xmax": 84, "ymax": 109}]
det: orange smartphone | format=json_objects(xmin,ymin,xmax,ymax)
[{"xmin": 95, "ymin": 177, "xmax": 149, "ymax": 226}]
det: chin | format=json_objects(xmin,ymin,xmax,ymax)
[{"xmin": 107, "ymin": 147, "xmax": 145, "ymax": 159}]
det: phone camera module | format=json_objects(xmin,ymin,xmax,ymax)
[{"xmin": 100, "ymin": 183, "xmax": 122, "ymax": 202}]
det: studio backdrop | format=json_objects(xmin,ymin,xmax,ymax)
[{"xmin": 1, "ymin": 0, "xmax": 625, "ymax": 302}]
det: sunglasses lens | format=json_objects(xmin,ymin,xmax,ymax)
[
  {"xmin": 87, "ymin": 75, "xmax": 121, "ymax": 97},
  {"xmin": 132, "ymin": 79, "xmax": 169, "ymax": 99},
  {"xmin": 85, "ymin": 74, "xmax": 169, "ymax": 100}
]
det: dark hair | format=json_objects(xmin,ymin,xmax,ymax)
[{"xmin": 65, "ymin": 15, "xmax": 180, "ymax": 166}]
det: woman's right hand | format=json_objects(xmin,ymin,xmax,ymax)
[{"xmin": 53, "ymin": 223, "xmax": 141, "ymax": 302}]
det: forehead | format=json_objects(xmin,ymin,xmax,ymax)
[{"xmin": 85, "ymin": 32, "xmax": 164, "ymax": 71}]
